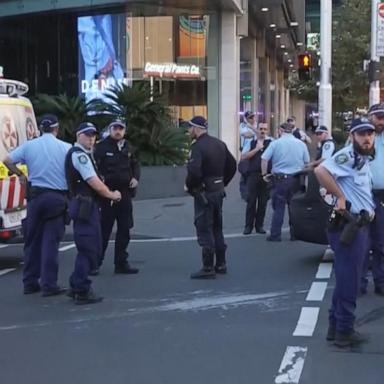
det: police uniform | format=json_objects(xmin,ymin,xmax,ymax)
[
  {"xmin": 186, "ymin": 116, "xmax": 236, "ymax": 279},
  {"xmin": 94, "ymin": 120, "xmax": 140, "ymax": 273},
  {"xmin": 7, "ymin": 114, "xmax": 70, "ymax": 296},
  {"xmin": 314, "ymin": 126, "xmax": 336, "ymax": 161},
  {"xmin": 261, "ymin": 124, "xmax": 310, "ymax": 241},
  {"xmin": 319, "ymin": 118, "xmax": 375, "ymax": 346},
  {"xmin": 65, "ymin": 122, "xmax": 103, "ymax": 304},
  {"xmin": 242, "ymin": 136, "xmax": 273, "ymax": 234},
  {"xmin": 361, "ymin": 103, "xmax": 384, "ymax": 295}
]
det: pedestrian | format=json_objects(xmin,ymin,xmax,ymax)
[
  {"xmin": 315, "ymin": 117, "xmax": 375, "ymax": 347},
  {"xmin": 94, "ymin": 119, "xmax": 140, "ymax": 275},
  {"xmin": 361, "ymin": 104, "xmax": 384, "ymax": 296},
  {"xmin": 65, "ymin": 122, "xmax": 121, "ymax": 304},
  {"xmin": 241, "ymin": 122, "xmax": 273, "ymax": 235},
  {"xmin": 309, "ymin": 125, "xmax": 336, "ymax": 168},
  {"xmin": 185, "ymin": 116, "xmax": 236, "ymax": 279},
  {"xmin": 239, "ymin": 111, "xmax": 257, "ymax": 200},
  {"xmin": 2, "ymin": 114, "xmax": 70, "ymax": 296},
  {"xmin": 287, "ymin": 116, "xmax": 312, "ymax": 145},
  {"xmin": 261, "ymin": 123, "xmax": 310, "ymax": 241}
]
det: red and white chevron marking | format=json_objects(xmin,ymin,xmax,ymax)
[{"xmin": 0, "ymin": 177, "xmax": 26, "ymax": 211}]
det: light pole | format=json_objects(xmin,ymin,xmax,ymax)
[
  {"xmin": 369, "ymin": 0, "xmax": 381, "ymax": 106},
  {"xmin": 318, "ymin": 0, "xmax": 332, "ymax": 131}
]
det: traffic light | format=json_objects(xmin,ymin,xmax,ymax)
[{"xmin": 298, "ymin": 53, "xmax": 311, "ymax": 81}]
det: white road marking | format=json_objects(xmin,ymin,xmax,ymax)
[
  {"xmin": 316, "ymin": 263, "xmax": 333, "ymax": 279},
  {"xmin": 59, "ymin": 244, "xmax": 76, "ymax": 251},
  {"xmin": 275, "ymin": 346, "xmax": 308, "ymax": 384},
  {"xmin": 322, "ymin": 247, "xmax": 334, "ymax": 262},
  {"xmin": 305, "ymin": 282, "xmax": 328, "ymax": 301},
  {"xmin": 293, "ymin": 307, "xmax": 320, "ymax": 337},
  {"xmin": 0, "ymin": 268, "xmax": 16, "ymax": 276},
  {"xmin": 0, "ymin": 244, "xmax": 9, "ymax": 249}
]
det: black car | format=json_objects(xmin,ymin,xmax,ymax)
[{"xmin": 290, "ymin": 172, "xmax": 333, "ymax": 245}]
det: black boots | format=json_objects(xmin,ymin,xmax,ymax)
[{"xmin": 191, "ymin": 249, "xmax": 227, "ymax": 279}]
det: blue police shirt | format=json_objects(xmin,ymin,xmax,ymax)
[
  {"xmin": 261, "ymin": 133, "xmax": 310, "ymax": 174},
  {"xmin": 239, "ymin": 122, "xmax": 256, "ymax": 150},
  {"xmin": 321, "ymin": 140, "xmax": 335, "ymax": 160},
  {"xmin": 71, "ymin": 143, "xmax": 97, "ymax": 181},
  {"xmin": 369, "ymin": 133, "xmax": 384, "ymax": 189},
  {"xmin": 321, "ymin": 145, "xmax": 375, "ymax": 215},
  {"xmin": 9, "ymin": 133, "xmax": 71, "ymax": 190}
]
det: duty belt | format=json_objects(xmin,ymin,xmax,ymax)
[
  {"xmin": 273, "ymin": 173, "xmax": 295, "ymax": 180},
  {"xmin": 203, "ymin": 177, "xmax": 224, "ymax": 192}
]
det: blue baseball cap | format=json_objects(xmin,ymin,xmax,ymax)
[
  {"xmin": 368, "ymin": 103, "xmax": 384, "ymax": 118},
  {"xmin": 76, "ymin": 122, "xmax": 97, "ymax": 136},
  {"xmin": 39, "ymin": 114, "xmax": 59, "ymax": 130},
  {"xmin": 349, "ymin": 117, "xmax": 375, "ymax": 134},
  {"xmin": 187, "ymin": 116, "xmax": 208, "ymax": 130},
  {"xmin": 244, "ymin": 111, "xmax": 255, "ymax": 120}
]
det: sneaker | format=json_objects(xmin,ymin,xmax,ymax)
[
  {"xmin": 190, "ymin": 268, "xmax": 216, "ymax": 279},
  {"xmin": 215, "ymin": 264, "xmax": 227, "ymax": 274},
  {"xmin": 334, "ymin": 330, "xmax": 368, "ymax": 348},
  {"xmin": 41, "ymin": 287, "xmax": 67, "ymax": 297},
  {"xmin": 73, "ymin": 290, "xmax": 103, "ymax": 305}
]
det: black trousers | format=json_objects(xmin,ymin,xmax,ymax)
[
  {"xmin": 194, "ymin": 191, "xmax": 227, "ymax": 267},
  {"xmin": 245, "ymin": 173, "xmax": 269, "ymax": 230},
  {"xmin": 99, "ymin": 194, "xmax": 133, "ymax": 267}
]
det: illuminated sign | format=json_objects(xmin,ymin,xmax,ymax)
[{"xmin": 144, "ymin": 62, "xmax": 201, "ymax": 79}]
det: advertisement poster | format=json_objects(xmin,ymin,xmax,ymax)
[{"xmin": 78, "ymin": 14, "xmax": 131, "ymax": 103}]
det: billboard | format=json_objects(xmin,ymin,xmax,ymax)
[{"xmin": 77, "ymin": 14, "xmax": 131, "ymax": 103}]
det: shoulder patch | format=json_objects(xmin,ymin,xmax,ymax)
[
  {"xmin": 78, "ymin": 154, "xmax": 88, "ymax": 164},
  {"xmin": 335, "ymin": 153, "xmax": 349, "ymax": 165},
  {"xmin": 323, "ymin": 143, "xmax": 331, "ymax": 150}
]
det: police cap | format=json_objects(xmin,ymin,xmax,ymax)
[
  {"xmin": 187, "ymin": 116, "xmax": 208, "ymax": 130},
  {"xmin": 315, "ymin": 125, "xmax": 328, "ymax": 134},
  {"xmin": 368, "ymin": 103, "xmax": 384, "ymax": 118},
  {"xmin": 349, "ymin": 117, "xmax": 375, "ymax": 134},
  {"xmin": 107, "ymin": 119, "xmax": 126, "ymax": 130},
  {"xmin": 280, "ymin": 122, "xmax": 293, "ymax": 132},
  {"xmin": 244, "ymin": 111, "xmax": 255, "ymax": 120},
  {"xmin": 39, "ymin": 114, "xmax": 59, "ymax": 130},
  {"xmin": 76, "ymin": 122, "xmax": 97, "ymax": 136}
]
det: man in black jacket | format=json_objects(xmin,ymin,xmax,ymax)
[
  {"xmin": 185, "ymin": 116, "xmax": 237, "ymax": 279},
  {"xmin": 94, "ymin": 119, "xmax": 140, "ymax": 275}
]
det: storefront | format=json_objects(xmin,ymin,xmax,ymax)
[{"xmin": 0, "ymin": 3, "xmax": 221, "ymax": 135}]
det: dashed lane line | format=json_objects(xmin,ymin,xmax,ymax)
[
  {"xmin": 316, "ymin": 262, "xmax": 333, "ymax": 279},
  {"xmin": 305, "ymin": 282, "xmax": 328, "ymax": 302},
  {"xmin": 274, "ymin": 346, "xmax": 308, "ymax": 384},
  {"xmin": 0, "ymin": 268, "xmax": 16, "ymax": 276},
  {"xmin": 292, "ymin": 307, "xmax": 320, "ymax": 337}
]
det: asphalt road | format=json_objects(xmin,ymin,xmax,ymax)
[{"xmin": 0, "ymin": 236, "xmax": 383, "ymax": 384}]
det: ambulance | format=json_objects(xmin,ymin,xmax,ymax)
[{"xmin": 0, "ymin": 67, "xmax": 39, "ymax": 241}]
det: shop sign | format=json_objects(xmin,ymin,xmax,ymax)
[{"xmin": 144, "ymin": 62, "xmax": 201, "ymax": 79}]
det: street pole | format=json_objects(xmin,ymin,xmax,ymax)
[
  {"xmin": 318, "ymin": 0, "xmax": 332, "ymax": 131},
  {"xmin": 370, "ymin": 0, "xmax": 380, "ymax": 106}
]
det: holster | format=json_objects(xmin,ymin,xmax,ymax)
[{"xmin": 76, "ymin": 195, "xmax": 94, "ymax": 221}]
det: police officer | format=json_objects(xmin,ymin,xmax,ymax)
[
  {"xmin": 2, "ymin": 114, "xmax": 70, "ymax": 296},
  {"xmin": 287, "ymin": 116, "xmax": 312, "ymax": 145},
  {"xmin": 308, "ymin": 125, "xmax": 336, "ymax": 168},
  {"xmin": 361, "ymin": 103, "xmax": 384, "ymax": 296},
  {"xmin": 65, "ymin": 122, "xmax": 121, "ymax": 304},
  {"xmin": 261, "ymin": 123, "xmax": 310, "ymax": 241},
  {"xmin": 241, "ymin": 122, "xmax": 273, "ymax": 235},
  {"xmin": 94, "ymin": 119, "xmax": 140, "ymax": 275},
  {"xmin": 315, "ymin": 118, "xmax": 375, "ymax": 347},
  {"xmin": 185, "ymin": 116, "xmax": 236, "ymax": 279}
]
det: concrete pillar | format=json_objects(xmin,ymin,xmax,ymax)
[{"xmin": 220, "ymin": 12, "xmax": 239, "ymax": 157}]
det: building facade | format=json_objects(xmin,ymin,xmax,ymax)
[{"xmin": 0, "ymin": 0, "xmax": 306, "ymax": 156}]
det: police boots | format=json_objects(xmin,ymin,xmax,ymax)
[
  {"xmin": 215, "ymin": 250, "xmax": 227, "ymax": 274},
  {"xmin": 190, "ymin": 248, "xmax": 216, "ymax": 279}
]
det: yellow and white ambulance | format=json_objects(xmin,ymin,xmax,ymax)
[{"xmin": 0, "ymin": 69, "xmax": 39, "ymax": 241}]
